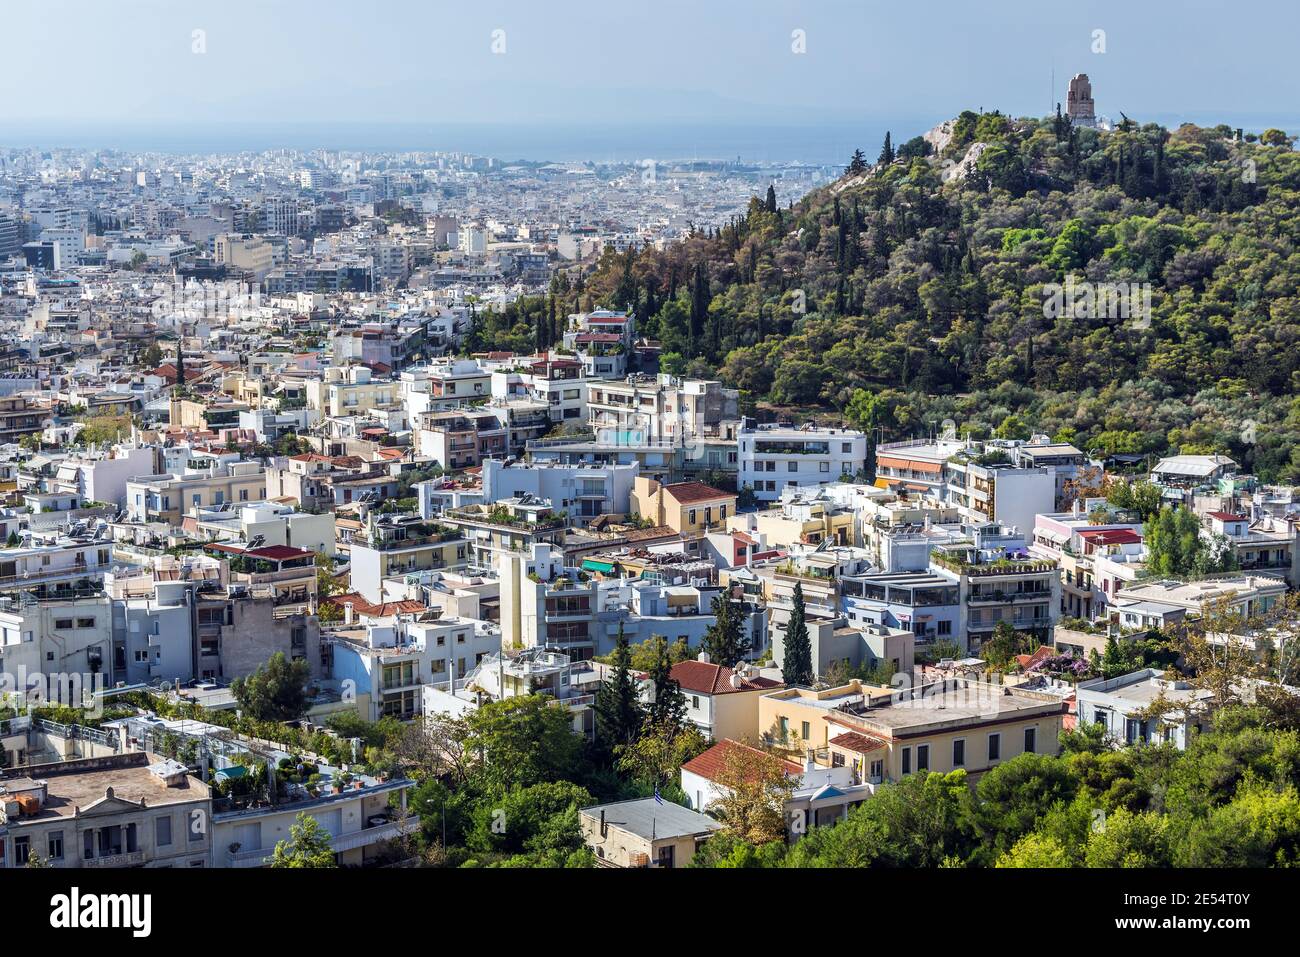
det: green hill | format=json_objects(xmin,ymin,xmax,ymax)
[{"xmin": 569, "ymin": 112, "xmax": 1300, "ymax": 482}]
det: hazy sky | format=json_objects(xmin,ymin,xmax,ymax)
[{"xmin": 4, "ymin": 0, "xmax": 1296, "ymax": 134}]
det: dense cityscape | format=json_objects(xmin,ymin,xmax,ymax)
[{"xmin": 1, "ymin": 3, "xmax": 1297, "ymax": 937}]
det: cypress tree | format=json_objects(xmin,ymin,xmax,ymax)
[
  {"xmin": 593, "ymin": 623, "xmax": 644, "ymax": 752},
  {"xmin": 701, "ymin": 591, "xmax": 752, "ymax": 668},
  {"xmin": 782, "ymin": 581, "xmax": 814, "ymax": 686},
  {"xmin": 646, "ymin": 635, "xmax": 687, "ymax": 730}
]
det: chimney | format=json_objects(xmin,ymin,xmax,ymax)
[
  {"xmin": 804, "ymin": 749, "xmax": 816, "ymax": 774},
  {"xmin": 696, "ymin": 650, "xmax": 711, "ymax": 664},
  {"xmin": 343, "ymin": 601, "xmax": 354, "ymax": 626}
]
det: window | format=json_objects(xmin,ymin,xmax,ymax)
[
  {"xmin": 1024, "ymin": 727, "xmax": 1037, "ymax": 754},
  {"xmin": 691, "ymin": 695, "xmax": 699, "ymax": 709},
  {"xmin": 952, "ymin": 739, "xmax": 965, "ymax": 767},
  {"xmin": 14, "ymin": 836, "xmax": 30, "ymax": 865},
  {"xmin": 916, "ymin": 744, "xmax": 929, "ymax": 771},
  {"xmin": 55, "ymin": 618, "xmax": 73, "ymax": 630},
  {"xmin": 787, "ymin": 461, "xmax": 797, "ymax": 472},
  {"xmin": 156, "ymin": 816, "xmax": 173, "ymax": 847},
  {"xmin": 819, "ymin": 461, "xmax": 829, "ymax": 473},
  {"xmin": 832, "ymin": 751, "xmax": 845, "ymax": 767},
  {"xmin": 48, "ymin": 831, "xmax": 64, "ymax": 861},
  {"xmin": 988, "ymin": 732, "xmax": 1001, "ymax": 761},
  {"xmin": 901, "ymin": 747, "xmax": 911, "ymax": 774},
  {"xmin": 77, "ymin": 618, "xmax": 95, "ymax": 629},
  {"xmin": 801, "ymin": 721, "xmax": 810, "ymax": 741},
  {"xmin": 937, "ymin": 620, "xmax": 952, "ymax": 636},
  {"xmin": 842, "ymin": 442, "xmax": 852, "ymax": 453}
]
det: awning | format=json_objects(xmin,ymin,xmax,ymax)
[{"xmin": 582, "ymin": 558, "xmax": 616, "ymax": 574}]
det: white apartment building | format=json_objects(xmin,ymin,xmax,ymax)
[
  {"xmin": 738, "ymin": 421, "xmax": 867, "ymax": 502},
  {"xmin": 480, "ymin": 458, "xmax": 639, "ymax": 520}
]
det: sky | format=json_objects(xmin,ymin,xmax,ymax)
[{"xmin": 4, "ymin": 0, "xmax": 1297, "ymax": 160}]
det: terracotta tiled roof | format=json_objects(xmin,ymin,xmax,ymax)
[
  {"xmin": 671, "ymin": 660, "xmax": 782, "ymax": 695},
  {"xmin": 664, "ymin": 481, "xmax": 733, "ymax": 505},
  {"xmin": 828, "ymin": 731, "xmax": 887, "ymax": 754},
  {"xmin": 323, "ymin": 592, "xmax": 427, "ymax": 618},
  {"xmin": 1014, "ymin": 645, "xmax": 1056, "ymax": 670},
  {"xmin": 681, "ymin": 739, "xmax": 801, "ymax": 782}
]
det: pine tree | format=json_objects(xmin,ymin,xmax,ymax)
[
  {"xmin": 878, "ymin": 131, "xmax": 894, "ymax": 167},
  {"xmin": 594, "ymin": 623, "xmax": 644, "ymax": 752},
  {"xmin": 782, "ymin": 581, "xmax": 813, "ymax": 686},
  {"xmin": 646, "ymin": 635, "xmax": 687, "ymax": 730},
  {"xmin": 701, "ymin": 591, "xmax": 752, "ymax": 668},
  {"xmin": 175, "ymin": 337, "xmax": 185, "ymax": 390},
  {"xmin": 845, "ymin": 149, "xmax": 868, "ymax": 176}
]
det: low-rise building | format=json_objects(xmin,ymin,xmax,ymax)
[
  {"xmin": 0, "ymin": 752, "xmax": 211, "ymax": 869},
  {"xmin": 579, "ymin": 797, "xmax": 722, "ymax": 868}
]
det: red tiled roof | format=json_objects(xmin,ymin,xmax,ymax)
[
  {"xmin": 828, "ymin": 731, "xmax": 887, "ymax": 754},
  {"xmin": 664, "ymin": 481, "xmax": 733, "ymax": 506},
  {"xmin": 1014, "ymin": 645, "xmax": 1056, "ymax": 670},
  {"xmin": 681, "ymin": 739, "xmax": 801, "ymax": 781},
  {"xmin": 1207, "ymin": 511, "xmax": 1247, "ymax": 522},
  {"xmin": 670, "ymin": 660, "xmax": 782, "ymax": 695},
  {"xmin": 323, "ymin": 592, "xmax": 427, "ymax": 618}
]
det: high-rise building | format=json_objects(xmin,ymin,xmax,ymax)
[{"xmin": 0, "ymin": 212, "xmax": 19, "ymax": 259}]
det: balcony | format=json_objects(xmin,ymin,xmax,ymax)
[
  {"xmin": 967, "ymin": 590, "xmax": 1053, "ymax": 605},
  {"xmin": 225, "ymin": 819, "xmax": 413, "ymax": 867}
]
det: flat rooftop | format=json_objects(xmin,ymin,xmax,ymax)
[
  {"xmin": 1, "ymin": 753, "xmax": 207, "ymax": 822},
  {"xmin": 848, "ymin": 685, "xmax": 1064, "ymax": 737}
]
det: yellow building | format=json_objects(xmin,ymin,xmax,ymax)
[
  {"xmin": 631, "ymin": 477, "xmax": 735, "ymax": 539},
  {"xmin": 758, "ymin": 679, "xmax": 1066, "ymax": 786},
  {"xmin": 728, "ymin": 496, "xmax": 855, "ymax": 550}
]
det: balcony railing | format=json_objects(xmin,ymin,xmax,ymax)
[{"xmin": 225, "ymin": 819, "xmax": 412, "ymax": 867}]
